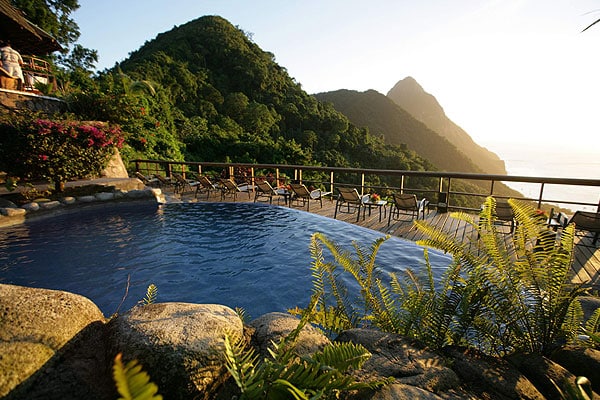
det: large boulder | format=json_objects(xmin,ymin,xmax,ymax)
[
  {"xmin": 100, "ymin": 148, "xmax": 128, "ymax": 178},
  {"xmin": 336, "ymin": 329, "xmax": 461, "ymax": 396},
  {"xmin": 551, "ymin": 346, "xmax": 600, "ymax": 393},
  {"xmin": 108, "ymin": 302, "xmax": 243, "ymax": 400},
  {"xmin": 0, "ymin": 284, "xmax": 108, "ymax": 399},
  {"xmin": 248, "ymin": 312, "xmax": 331, "ymax": 358}
]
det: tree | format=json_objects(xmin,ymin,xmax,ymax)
[{"xmin": 11, "ymin": 0, "xmax": 98, "ymax": 72}]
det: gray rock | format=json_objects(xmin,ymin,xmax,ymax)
[
  {"xmin": 336, "ymin": 329, "xmax": 460, "ymax": 394},
  {"xmin": 39, "ymin": 200, "xmax": 61, "ymax": 209},
  {"xmin": 0, "ymin": 207, "xmax": 26, "ymax": 216},
  {"xmin": 551, "ymin": 345, "xmax": 600, "ymax": 394},
  {"xmin": 21, "ymin": 202, "xmax": 40, "ymax": 211},
  {"xmin": 249, "ymin": 312, "xmax": 331, "ymax": 358},
  {"xmin": 125, "ymin": 189, "xmax": 152, "ymax": 199},
  {"xmin": 77, "ymin": 195, "xmax": 96, "ymax": 203},
  {"xmin": 0, "ymin": 198, "xmax": 17, "ymax": 208},
  {"xmin": 95, "ymin": 192, "xmax": 114, "ymax": 201},
  {"xmin": 0, "ymin": 284, "xmax": 106, "ymax": 398},
  {"xmin": 108, "ymin": 302, "xmax": 243, "ymax": 400},
  {"xmin": 366, "ymin": 383, "xmax": 445, "ymax": 400}
]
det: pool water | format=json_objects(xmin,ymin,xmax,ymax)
[{"xmin": 0, "ymin": 202, "xmax": 452, "ymax": 318}]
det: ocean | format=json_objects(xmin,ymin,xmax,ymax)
[{"xmin": 490, "ymin": 145, "xmax": 600, "ymax": 213}]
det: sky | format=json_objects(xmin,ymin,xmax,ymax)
[{"xmin": 73, "ymin": 0, "xmax": 600, "ymax": 161}]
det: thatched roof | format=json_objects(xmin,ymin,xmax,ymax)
[{"xmin": 0, "ymin": 0, "xmax": 62, "ymax": 55}]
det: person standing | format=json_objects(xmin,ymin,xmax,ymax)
[{"xmin": 1, "ymin": 41, "xmax": 24, "ymax": 88}]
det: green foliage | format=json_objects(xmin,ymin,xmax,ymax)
[
  {"xmin": 299, "ymin": 197, "xmax": 586, "ymax": 357},
  {"xmin": 112, "ymin": 353, "xmax": 162, "ymax": 400},
  {"xmin": 0, "ymin": 113, "xmax": 123, "ymax": 189},
  {"xmin": 141, "ymin": 284, "xmax": 158, "ymax": 305},
  {"xmin": 224, "ymin": 296, "xmax": 388, "ymax": 399}
]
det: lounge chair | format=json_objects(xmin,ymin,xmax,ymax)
[
  {"xmin": 569, "ymin": 211, "xmax": 600, "ymax": 245},
  {"xmin": 153, "ymin": 174, "xmax": 176, "ymax": 191},
  {"xmin": 195, "ymin": 175, "xmax": 220, "ymax": 200},
  {"xmin": 289, "ymin": 183, "xmax": 329, "ymax": 212},
  {"xmin": 219, "ymin": 178, "xmax": 252, "ymax": 201},
  {"xmin": 388, "ymin": 193, "xmax": 428, "ymax": 225},
  {"xmin": 254, "ymin": 180, "xmax": 282, "ymax": 204},
  {"xmin": 334, "ymin": 187, "xmax": 367, "ymax": 222},
  {"xmin": 172, "ymin": 172, "xmax": 200, "ymax": 194},
  {"xmin": 494, "ymin": 199, "xmax": 515, "ymax": 233},
  {"xmin": 134, "ymin": 172, "xmax": 159, "ymax": 187}
]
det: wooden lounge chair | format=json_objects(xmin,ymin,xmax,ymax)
[
  {"xmin": 494, "ymin": 199, "xmax": 515, "ymax": 233},
  {"xmin": 172, "ymin": 172, "xmax": 200, "ymax": 194},
  {"xmin": 254, "ymin": 180, "xmax": 281, "ymax": 204},
  {"xmin": 195, "ymin": 175, "xmax": 220, "ymax": 200},
  {"xmin": 289, "ymin": 183, "xmax": 329, "ymax": 211},
  {"xmin": 219, "ymin": 178, "xmax": 252, "ymax": 201},
  {"xmin": 569, "ymin": 211, "xmax": 600, "ymax": 245},
  {"xmin": 388, "ymin": 193, "xmax": 428, "ymax": 225},
  {"xmin": 334, "ymin": 186, "xmax": 366, "ymax": 222},
  {"xmin": 134, "ymin": 172, "xmax": 159, "ymax": 187},
  {"xmin": 153, "ymin": 174, "xmax": 176, "ymax": 191}
]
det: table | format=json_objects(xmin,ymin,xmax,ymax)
[
  {"xmin": 276, "ymin": 188, "xmax": 292, "ymax": 205},
  {"xmin": 362, "ymin": 200, "xmax": 387, "ymax": 222}
]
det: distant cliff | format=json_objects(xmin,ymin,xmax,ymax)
[
  {"xmin": 387, "ymin": 77, "xmax": 506, "ymax": 174},
  {"xmin": 315, "ymin": 89, "xmax": 486, "ymax": 174}
]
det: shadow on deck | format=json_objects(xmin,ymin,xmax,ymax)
[{"xmin": 173, "ymin": 188, "xmax": 600, "ymax": 292}]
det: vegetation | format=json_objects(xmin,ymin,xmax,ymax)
[
  {"xmin": 112, "ymin": 353, "xmax": 162, "ymax": 400},
  {"xmin": 224, "ymin": 296, "xmax": 388, "ymax": 399},
  {"xmin": 0, "ymin": 114, "xmax": 123, "ymax": 191},
  {"xmin": 295, "ymin": 197, "xmax": 590, "ymax": 357}
]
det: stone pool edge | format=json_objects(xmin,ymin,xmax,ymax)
[{"xmin": 0, "ymin": 181, "xmax": 165, "ymax": 228}]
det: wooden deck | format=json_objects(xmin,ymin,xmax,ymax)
[{"xmin": 175, "ymin": 189, "xmax": 600, "ymax": 291}]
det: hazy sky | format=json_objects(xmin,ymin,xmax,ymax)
[{"xmin": 74, "ymin": 0, "xmax": 600, "ymax": 156}]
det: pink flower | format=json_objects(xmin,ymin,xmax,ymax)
[{"xmin": 38, "ymin": 154, "xmax": 48, "ymax": 161}]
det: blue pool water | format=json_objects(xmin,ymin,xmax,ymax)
[{"xmin": 0, "ymin": 202, "xmax": 452, "ymax": 318}]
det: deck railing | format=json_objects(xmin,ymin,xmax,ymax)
[{"xmin": 132, "ymin": 159, "xmax": 600, "ymax": 213}]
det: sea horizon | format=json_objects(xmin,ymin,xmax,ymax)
[{"xmin": 490, "ymin": 144, "xmax": 599, "ymax": 213}]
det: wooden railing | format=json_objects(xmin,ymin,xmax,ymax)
[
  {"xmin": 132, "ymin": 159, "xmax": 600, "ymax": 213},
  {"xmin": 21, "ymin": 55, "xmax": 56, "ymax": 92}
]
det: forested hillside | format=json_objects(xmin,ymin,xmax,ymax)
[
  {"xmin": 110, "ymin": 15, "xmax": 433, "ymax": 174},
  {"xmin": 387, "ymin": 77, "xmax": 506, "ymax": 174}
]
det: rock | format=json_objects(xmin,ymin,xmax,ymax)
[
  {"xmin": 551, "ymin": 346, "xmax": 600, "ymax": 393},
  {"xmin": 336, "ymin": 329, "xmax": 460, "ymax": 395},
  {"xmin": 443, "ymin": 346, "xmax": 545, "ymax": 400},
  {"xmin": 77, "ymin": 195, "xmax": 96, "ymax": 203},
  {"xmin": 362, "ymin": 383, "xmax": 445, "ymax": 400},
  {"xmin": 100, "ymin": 149, "xmax": 128, "ymax": 179},
  {"xmin": 249, "ymin": 312, "xmax": 331, "ymax": 358},
  {"xmin": 108, "ymin": 303, "xmax": 243, "ymax": 400},
  {"xmin": 508, "ymin": 352, "xmax": 600, "ymax": 400},
  {"xmin": 38, "ymin": 200, "xmax": 61, "ymax": 210},
  {"xmin": 0, "ymin": 284, "xmax": 107, "ymax": 398},
  {"xmin": 0, "ymin": 198, "xmax": 17, "ymax": 208},
  {"xmin": 21, "ymin": 202, "xmax": 40, "ymax": 211},
  {"xmin": 95, "ymin": 192, "xmax": 114, "ymax": 201},
  {"xmin": 60, "ymin": 197, "xmax": 76, "ymax": 205},
  {"xmin": 0, "ymin": 207, "xmax": 26, "ymax": 216}
]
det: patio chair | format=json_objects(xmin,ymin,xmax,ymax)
[
  {"xmin": 494, "ymin": 199, "xmax": 515, "ymax": 233},
  {"xmin": 289, "ymin": 183, "xmax": 329, "ymax": 212},
  {"xmin": 195, "ymin": 175, "xmax": 220, "ymax": 200},
  {"xmin": 153, "ymin": 174, "xmax": 176, "ymax": 191},
  {"xmin": 569, "ymin": 211, "xmax": 600, "ymax": 245},
  {"xmin": 254, "ymin": 180, "xmax": 281, "ymax": 204},
  {"xmin": 388, "ymin": 193, "xmax": 428, "ymax": 225},
  {"xmin": 334, "ymin": 186, "xmax": 367, "ymax": 222},
  {"xmin": 172, "ymin": 172, "xmax": 200, "ymax": 194},
  {"xmin": 134, "ymin": 172, "xmax": 159, "ymax": 187},
  {"xmin": 219, "ymin": 178, "xmax": 252, "ymax": 201}
]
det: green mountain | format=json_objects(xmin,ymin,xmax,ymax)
[
  {"xmin": 314, "ymin": 89, "xmax": 485, "ymax": 173},
  {"xmin": 113, "ymin": 15, "xmax": 434, "ymax": 175},
  {"xmin": 387, "ymin": 77, "xmax": 506, "ymax": 174}
]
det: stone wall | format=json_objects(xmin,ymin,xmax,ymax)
[{"xmin": 0, "ymin": 88, "xmax": 65, "ymax": 114}]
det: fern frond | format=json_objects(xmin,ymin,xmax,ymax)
[
  {"xmin": 142, "ymin": 284, "xmax": 158, "ymax": 305},
  {"xmin": 311, "ymin": 341, "xmax": 371, "ymax": 372},
  {"xmin": 113, "ymin": 353, "xmax": 162, "ymax": 400}
]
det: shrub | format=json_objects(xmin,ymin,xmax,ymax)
[{"xmin": 0, "ymin": 115, "xmax": 124, "ymax": 191}]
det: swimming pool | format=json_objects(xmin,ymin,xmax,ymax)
[{"xmin": 0, "ymin": 202, "xmax": 452, "ymax": 318}]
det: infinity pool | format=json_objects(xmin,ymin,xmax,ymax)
[{"xmin": 0, "ymin": 202, "xmax": 452, "ymax": 318}]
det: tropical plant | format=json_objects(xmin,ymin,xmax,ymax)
[
  {"xmin": 0, "ymin": 113, "xmax": 124, "ymax": 191},
  {"xmin": 297, "ymin": 197, "xmax": 587, "ymax": 357},
  {"xmin": 141, "ymin": 284, "xmax": 158, "ymax": 305},
  {"xmin": 224, "ymin": 295, "xmax": 388, "ymax": 399},
  {"xmin": 112, "ymin": 353, "xmax": 162, "ymax": 400}
]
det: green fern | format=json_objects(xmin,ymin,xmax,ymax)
[
  {"xmin": 112, "ymin": 353, "xmax": 162, "ymax": 400},
  {"xmin": 142, "ymin": 284, "xmax": 158, "ymax": 305}
]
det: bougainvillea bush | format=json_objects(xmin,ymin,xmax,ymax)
[{"xmin": 0, "ymin": 115, "xmax": 124, "ymax": 191}]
